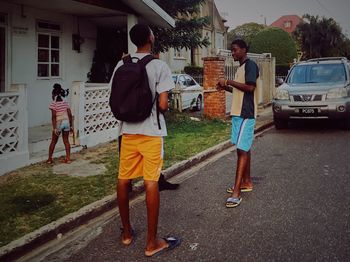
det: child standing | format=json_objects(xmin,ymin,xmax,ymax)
[{"xmin": 46, "ymin": 83, "xmax": 73, "ymax": 164}]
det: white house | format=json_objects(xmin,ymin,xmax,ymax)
[{"xmin": 0, "ymin": 0, "xmax": 174, "ymax": 175}]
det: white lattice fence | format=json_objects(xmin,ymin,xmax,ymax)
[
  {"xmin": 71, "ymin": 82, "xmax": 119, "ymax": 147},
  {"xmin": 0, "ymin": 94, "xmax": 19, "ymax": 154},
  {"xmin": 0, "ymin": 85, "xmax": 29, "ymax": 175},
  {"xmin": 84, "ymin": 85, "xmax": 118, "ymax": 135}
]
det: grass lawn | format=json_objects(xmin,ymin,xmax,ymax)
[{"xmin": 0, "ymin": 111, "xmax": 230, "ymax": 247}]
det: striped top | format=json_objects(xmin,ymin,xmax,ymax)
[{"xmin": 49, "ymin": 100, "xmax": 70, "ymax": 120}]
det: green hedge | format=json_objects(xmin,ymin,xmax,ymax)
[{"xmin": 250, "ymin": 27, "xmax": 298, "ymax": 66}]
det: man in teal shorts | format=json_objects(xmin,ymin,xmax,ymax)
[{"xmin": 217, "ymin": 39, "xmax": 260, "ymax": 208}]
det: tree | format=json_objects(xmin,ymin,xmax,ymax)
[
  {"xmin": 227, "ymin": 22, "xmax": 265, "ymax": 49},
  {"xmin": 250, "ymin": 27, "xmax": 298, "ymax": 74},
  {"xmin": 152, "ymin": 0, "xmax": 210, "ymax": 59},
  {"xmin": 293, "ymin": 14, "xmax": 350, "ymax": 59}
]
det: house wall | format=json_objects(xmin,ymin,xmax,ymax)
[
  {"xmin": 159, "ymin": 48, "xmax": 191, "ymax": 73},
  {"xmin": 0, "ymin": 2, "xmax": 97, "ymax": 127}
]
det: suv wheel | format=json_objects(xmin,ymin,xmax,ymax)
[
  {"xmin": 274, "ymin": 117, "xmax": 288, "ymax": 129},
  {"xmin": 195, "ymin": 96, "xmax": 202, "ymax": 111}
]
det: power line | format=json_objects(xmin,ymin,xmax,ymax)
[{"xmin": 314, "ymin": 0, "xmax": 334, "ymax": 17}]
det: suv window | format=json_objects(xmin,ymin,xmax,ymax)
[
  {"xmin": 184, "ymin": 75, "xmax": 196, "ymax": 86},
  {"xmin": 178, "ymin": 76, "xmax": 187, "ymax": 87},
  {"xmin": 287, "ymin": 63, "xmax": 347, "ymax": 84}
]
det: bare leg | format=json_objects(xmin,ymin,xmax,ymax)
[
  {"xmin": 231, "ymin": 149, "xmax": 250, "ymax": 198},
  {"xmin": 62, "ymin": 131, "xmax": 71, "ymax": 162},
  {"xmin": 242, "ymin": 151, "xmax": 253, "ymax": 187},
  {"xmin": 47, "ymin": 131, "xmax": 59, "ymax": 162},
  {"xmin": 144, "ymin": 180, "xmax": 168, "ymax": 255},
  {"xmin": 117, "ymin": 179, "xmax": 133, "ymax": 243}
]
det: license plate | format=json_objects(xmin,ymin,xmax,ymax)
[{"xmin": 300, "ymin": 108, "xmax": 316, "ymax": 114}]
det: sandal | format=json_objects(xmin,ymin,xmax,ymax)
[
  {"xmin": 46, "ymin": 159, "xmax": 53, "ymax": 164},
  {"xmin": 145, "ymin": 236, "xmax": 181, "ymax": 257},
  {"xmin": 60, "ymin": 158, "xmax": 72, "ymax": 164},
  {"xmin": 226, "ymin": 185, "xmax": 253, "ymax": 193},
  {"xmin": 226, "ymin": 197, "xmax": 242, "ymax": 208}
]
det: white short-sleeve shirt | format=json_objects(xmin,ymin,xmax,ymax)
[{"xmin": 110, "ymin": 53, "xmax": 174, "ymax": 137}]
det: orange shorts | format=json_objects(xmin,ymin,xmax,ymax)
[{"xmin": 118, "ymin": 134, "xmax": 163, "ymax": 181}]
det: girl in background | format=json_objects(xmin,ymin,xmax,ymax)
[{"xmin": 46, "ymin": 83, "xmax": 72, "ymax": 164}]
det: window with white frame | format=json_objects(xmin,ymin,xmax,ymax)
[
  {"xmin": 37, "ymin": 20, "xmax": 61, "ymax": 78},
  {"xmin": 174, "ymin": 48, "xmax": 183, "ymax": 58},
  {"xmin": 284, "ymin": 21, "xmax": 292, "ymax": 28}
]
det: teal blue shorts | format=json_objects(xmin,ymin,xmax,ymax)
[
  {"xmin": 231, "ymin": 116, "xmax": 255, "ymax": 152},
  {"xmin": 56, "ymin": 119, "xmax": 70, "ymax": 133}
]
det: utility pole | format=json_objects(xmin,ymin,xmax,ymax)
[{"xmin": 212, "ymin": 0, "xmax": 216, "ymax": 55}]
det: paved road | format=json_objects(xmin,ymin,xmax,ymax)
[{"xmin": 47, "ymin": 122, "xmax": 350, "ymax": 261}]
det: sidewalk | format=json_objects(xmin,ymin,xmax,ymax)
[{"xmin": 0, "ymin": 105, "xmax": 274, "ymax": 261}]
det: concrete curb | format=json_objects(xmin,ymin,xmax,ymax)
[{"xmin": 0, "ymin": 120, "xmax": 274, "ymax": 261}]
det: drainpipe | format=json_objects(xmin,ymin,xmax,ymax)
[{"xmin": 212, "ymin": 0, "xmax": 216, "ymax": 55}]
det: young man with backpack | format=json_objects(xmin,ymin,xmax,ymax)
[{"xmin": 109, "ymin": 24, "xmax": 181, "ymax": 257}]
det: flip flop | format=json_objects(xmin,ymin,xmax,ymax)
[
  {"xmin": 120, "ymin": 228, "xmax": 135, "ymax": 246},
  {"xmin": 46, "ymin": 159, "xmax": 53, "ymax": 164},
  {"xmin": 59, "ymin": 158, "xmax": 72, "ymax": 164},
  {"xmin": 226, "ymin": 196, "xmax": 242, "ymax": 208},
  {"xmin": 226, "ymin": 185, "xmax": 253, "ymax": 193},
  {"xmin": 145, "ymin": 236, "xmax": 181, "ymax": 257}
]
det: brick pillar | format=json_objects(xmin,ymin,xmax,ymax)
[{"xmin": 202, "ymin": 57, "xmax": 226, "ymax": 119}]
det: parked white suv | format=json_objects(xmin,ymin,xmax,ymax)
[{"xmin": 273, "ymin": 57, "xmax": 350, "ymax": 129}]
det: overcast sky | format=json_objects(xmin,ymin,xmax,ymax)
[{"xmin": 215, "ymin": 0, "xmax": 350, "ymax": 37}]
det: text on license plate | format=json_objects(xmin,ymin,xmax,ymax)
[{"xmin": 300, "ymin": 108, "xmax": 317, "ymax": 114}]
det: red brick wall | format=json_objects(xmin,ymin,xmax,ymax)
[{"xmin": 203, "ymin": 57, "xmax": 226, "ymax": 119}]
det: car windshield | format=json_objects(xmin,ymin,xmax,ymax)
[
  {"xmin": 287, "ymin": 63, "xmax": 347, "ymax": 84},
  {"xmin": 172, "ymin": 75, "xmax": 177, "ymax": 84}
]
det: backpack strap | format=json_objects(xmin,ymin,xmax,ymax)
[
  {"xmin": 138, "ymin": 54, "xmax": 155, "ymax": 66},
  {"xmin": 122, "ymin": 55, "xmax": 132, "ymax": 63},
  {"xmin": 154, "ymin": 92, "xmax": 161, "ymax": 130}
]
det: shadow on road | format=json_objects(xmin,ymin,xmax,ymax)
[{"xmin": 283, "ymin": 119, "xmax": 348, "ymax": 131}]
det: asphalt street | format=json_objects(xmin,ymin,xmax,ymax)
[{"xmin": 46, "ymin": 122, "xmax": 350, "ymax": 261}]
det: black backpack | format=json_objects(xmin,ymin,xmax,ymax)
[{"xmin": 109, "ymin": 54, "xmax": 160, "ymax": 127}]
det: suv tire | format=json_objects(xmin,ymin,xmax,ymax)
[{"xmin": 195, "ymin": 95, "xmax": 202, "ymax": 111}]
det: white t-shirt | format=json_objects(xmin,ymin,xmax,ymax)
[{"xmin": 110, "ymin": 53, "xmax": 174, "ymax": 137}]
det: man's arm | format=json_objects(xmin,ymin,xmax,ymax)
[
  {"xmin": 217, "ymin": 78, "xmax": 256, "ymax": 93},
  {"xmin": 158, "ymin": 92, "xmax": 168, "ymax": 113}
]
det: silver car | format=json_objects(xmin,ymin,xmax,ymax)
[
  {"xmin": 273, "ymin": 57, "xmax": 350, "ymax": 129},
  {"xmin": 171, "ymin": 74, "xmax": 203, "ymax": 111}
]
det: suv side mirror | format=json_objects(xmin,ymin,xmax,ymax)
[{"xmin": 276, "ymin": 78, "xmax": 284, "ymax": 86}]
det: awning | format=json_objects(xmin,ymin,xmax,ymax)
[
  {"xmin": 122, "ymin": 0, "xmax": 175, "ymax": 28},
  {"xmin": 3, "ymin": 0, "xmax": 175, "ymax": 28}
]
